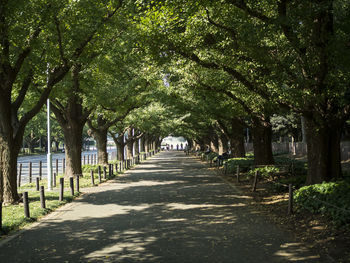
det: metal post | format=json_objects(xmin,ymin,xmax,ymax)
[{"xmin": 47, "ymin": 96, "xmax": 53, "ymax": 190}]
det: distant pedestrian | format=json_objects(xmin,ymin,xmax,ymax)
[
  {"xmin": 180, "ymin": 143, "xmax": 183, "ymax": 150},
  {"xmin": 176, "ymin": 144, "xmax": 179, "ymax": 150}
]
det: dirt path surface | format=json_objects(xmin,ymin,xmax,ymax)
[{"xmin": 0, "ymin": 151, "xmax": 328, "ymax": 262}]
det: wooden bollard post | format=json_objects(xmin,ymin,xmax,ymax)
[
  {"xmin": 87, "ymin": 155, "xmax": 89, "ymax": 165},
  {"xmin": 59, "ymin": 178, "xmax": 64, "ymax": 201},
  {"xmin": 115, "ymin": 163, "xmax": 118, "ymax": 174},
  {"xmin": 98, "ymin": 168, "xmax": 102, "ymax": 183},
  {"xmin": 288, "ymin": 184, "xmax": 293, "ymax": 215},
  {"xmin": 36, "ymin": 177, "xmax": 40, "ymax": 191},
  {"xmin": 236, "ymin": 165, "xmax": 240, "ymax": 183},
  {"xmin": 53, "ymin": 172, "xmax": 57, "ymax": 187},
  {"xmin": 39, "ymin": 161, "xmax": 42, "ymax": 180},
  {"xmin": 63, "ymin": 158, "xmax": 65, "ymax": 174},
  {"xmin": 76, "ymin": 176, "xmax": 80, "ymax": 193},
  {"xmin": 29, "ymin": 162, "xmax": 32, "ymax": 183},
  {"xmin": 23, "ymin": 192, "xmax": 30, "ymax": 218},
  {"xmin": 55, "ymin": 159, "xmax": 59, "ymax": 177},
  {"xmin": 109, "ymin": 164, "xmax": 112, "ymax": 177},
  {"xmin": 18, "ymin": 163, "xmax": 22, "ymax": 187},
  {"xmin": 91, "ymin": 170, "xmax": 95, "ymax": 186},
  {"xmin": 40, "ymin": 186, "xmax": 46, "ymax": 209},
  {"xmin": 98, "ymin": 166, "xmax": 102, "ymax": 182},
  {"xmin": 103, "ymin": 166, "xmax": 107, "ymax": 179},
  {"xmin": 70, "ymin": 177, "xmax": 74, "ymax": 196},
  {"xmin": 252, "ymin": 171, "xmax": 259, "ymax": 192}
]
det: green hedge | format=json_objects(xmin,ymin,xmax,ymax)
[
  {"xmin": 225, "ymin": 157, "xmax": 254, "ymax": 173},
  {"xmin": 294, "ymin": 181, "xmax": 350, "ymax": 225},
  {"xmin": 248, "ymin": 166, "xmax": 280, "ymax": 179}
]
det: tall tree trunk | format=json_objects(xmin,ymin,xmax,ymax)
[
  {"xmin": 230, "ymin": 121, "xmax": 246, "ymax": 158},
  {"xmin": 117, "ymin": 143, "xmax": 125, "ymax": 160},
  {"xmin": 140, "ymin": 136, "xmax": 145, "ymax": 152},
  {"xmin": 305, "ymin": 117, "xmax": 342, "ymax": 184},
  {"xmin": 218, "ymin": 134, "xmax": 228, "ymax": 155},
  {"xmin": 134, "ymin": 139, "xmax": 140, "ymax": 155},
  {"xmin": 1, "ymin": 138, "xmax": 21, "ymax": 204},
  {"xmin": 92, "ymin": 129, "xmax": 108, "ymax": 165},
  {"xmin": 63, "ymin": 124, "xmax": 84, "ymax": 177},
  {"xmin": 251, "ymin": 118, "xmax": 274, "ymax": 165},
  {"xmin": 111, "ymin": 135, "xmax": 125, "ymax": 161},
  {"xmin": 144, "ymin": 135, "xmax": 149, "ymax": 152},
  {"xmin": 126, "ymin": 140, "xmax": 133, "ymax": 159}
]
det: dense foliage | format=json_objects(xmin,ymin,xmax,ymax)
[{"xmin": 294, "ymin": 181, "xmax": 350, "ymax": 225}]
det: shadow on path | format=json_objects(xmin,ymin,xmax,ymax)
[{"xmin": 0, "ymin": 151, "xmax": 326, "ymax": 262}]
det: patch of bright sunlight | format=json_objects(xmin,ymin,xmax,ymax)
[{"xmin": 274, "ymin": 243, "xmax": 320, "ymax": 261}]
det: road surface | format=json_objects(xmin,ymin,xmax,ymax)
[{"xmin": 0, "ymin": 151, "xmax": 327, "ymax": 262}]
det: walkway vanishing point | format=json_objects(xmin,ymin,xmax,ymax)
[{"xmin": 0, "ymin": 151, "xmax": 327, "ymax": 263}]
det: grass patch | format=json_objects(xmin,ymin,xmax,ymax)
[{"xmin": 2, "ymin": 170, "xmax": 122, "ymax": 236}]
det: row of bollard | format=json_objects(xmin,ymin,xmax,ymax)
[
  {"xmin": 20, "ymin": 154, "xmax": 150, "ymax": 219},
  {"xmin": 16, "ymin": 151, "xmax": 160, "ymax": 220},
  {"xmin": 1, "ymin": 150, "xmax": 161, "ymax": 232},
  {"xmin": 23, "ymin": 176, "xmax": 80, "ymax": 218},
  {"xmin": 18, "ymin": 154, "xmax": 99, "ymax": 187},
  {"xmin": 18, "ymin": 159, "xmax": 66, "ymax": 187}
]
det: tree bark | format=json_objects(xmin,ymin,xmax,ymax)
[
  {"xmin": 126, "ymin": 140, "xmax": 133, "ymax": 159},
  {"xmin": 140, "ymin": 136, "xmax": 145, "ymax": 152},
  {"xmin": 111, "ymin": 133, "xmax": 125, "ymax": 161},
  {"xmin": 0, "ymin": 138, "xmax": 21, "ymax": 204},
  {"xmin": 94, "ymin": 129, "xmax": 108, "ymax": 165},
  {"xmin": 305, "ymin": 117, "xmax": 342, "ymax": 184},
  {"xmin": 251, "ymin": 118, "xmax": 274, "ymax": 165},
  {"xmin": 229, "ymin": 121, "xmax": 246, "ymax": 158},
  {"xmin": 63, "ymin": 124, "xmax": 83, "ymax": 177},
  {"xmin": 134, "ymin": 138, "xmax": 140, "ymax": 155}
]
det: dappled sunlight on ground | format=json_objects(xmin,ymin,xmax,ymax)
[
  {"xmin": 274, "ymin": 243, "xmax": 321, "ymax": 261},
  {"xmin": 0, "ymin": 151, "xmax": 327, "ymax": 262}
]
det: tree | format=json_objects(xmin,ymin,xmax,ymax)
[{"xmin": 0, "ymin": 0, "xmax": 122, "ymax": 203}]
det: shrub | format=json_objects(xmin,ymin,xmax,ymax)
[
  {"xmin": 207, "ymin": 152, "xmax": 218, "ymax": 161},
  {"xmin": 294, "ymin": 181, "xmax": 350, "ymax": 225},
  {"xmin": 248, "ymin": 166, "xmax": 280, "ymax": 179},
  {"xmin": 225, "ymin": 157, "xmax": 254, "ymax": 173}
]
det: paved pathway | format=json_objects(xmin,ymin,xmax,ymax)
[{"xmin": 0, "ymin": 151, "xmax": 326, "ymax": 262}]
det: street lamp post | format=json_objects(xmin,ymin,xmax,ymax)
[
  {"xmin": 47, "ymin": 98, "xmax": 53, "ymax": 190},
  {"xmin": 46, "ymin": 64, "xmax": 53, "ymax": 190}
]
